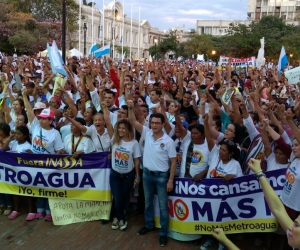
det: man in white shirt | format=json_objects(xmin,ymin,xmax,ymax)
[{"xmin": 128, "ymin": 101, "xmax": 176, "ymax": 247}]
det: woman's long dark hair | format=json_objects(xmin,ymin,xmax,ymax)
[
  {"xmin": 219, "ymin": 138, "xmax": 240, "ymax": 161},
  {"xmin": 16, "ymin": 126, "xmax": 31, "ymax": 144}
]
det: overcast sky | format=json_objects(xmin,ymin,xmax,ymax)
[{"xmin": 95, "ymin": 0, "xmax": 248, "ymax": 31}]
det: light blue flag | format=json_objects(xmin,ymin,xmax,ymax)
[
  {"xmin": 119, "ymin": 36, "xmax": 123, "ymax": 43},
  {"xmin": 51, "ymin": 41, "xmax": 68, "ymax": 76},
  {"xmin": 277, "ymin": 46, "xmax": 288, "ymax": 76},
  {"xmin": 88, "ymin": 43, "xmax": 98, "ymax": 56},
  {"xmin": 94, "ymin": 44, "xmax": 111, "ymax": 58},
  {"xmin": 47, "ymin": 43, "xmax": 56, "ymax": 74}
]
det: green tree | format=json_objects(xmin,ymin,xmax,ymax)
[
  {"xmin": 115, "ymin": 46, "xmax": 130, "ymax": 58},
  {"xmin": 182, "ymin": 34, "xmax": 214, "ymax": 58}
]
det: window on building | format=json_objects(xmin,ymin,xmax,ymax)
[
  {"xmin": 205, "ymin": 27, "xmax": 212, "ymax": 35},
  {"xmin": 262, "ymin": 12, "xmax": 267, "ymax": 17},
  {"xmin": 262, "ymin": 0, "xmax": 268, "ymax": 6},
  {"xmin": 256, "ymin": 0, "xmax": 262, "ymax": 7}
]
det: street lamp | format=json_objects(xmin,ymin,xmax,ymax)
[
  {"xmin": 212, "ymin": 50, "xmax": 216, "ymax": 55},
  {"xmin": 154, "ymin": 38, "xmax": 158, "ymax": 58},
  {"xmin": 83, "ymin": 23, "xmax": 87, "ymax": 55}
]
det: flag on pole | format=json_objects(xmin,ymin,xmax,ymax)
[
  {"xmin": 115, "ymin": 35, "xmax": 119, "ymax": 41},
  {"xmin": 94, "ymin": 44, "xmax": 111, "ymax": 58},
  {"xmin": 88, "ymin": 43, "xmax": 98, "ymax": 56},
  {"xmin": 120, "ymin": 36, "xmax": 123, "ymax": 43},
  {"xmin": 277, "ymin": 46, "xmax": 288, "ymax": 75}
]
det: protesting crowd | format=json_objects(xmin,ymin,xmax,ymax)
[{"xmin": 0, "ymin": 52, "xmax": 299, "ymax": 250}]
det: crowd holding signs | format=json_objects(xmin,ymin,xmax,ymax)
[{"xmin": 0, "ymin": 39, "xmax": 299, "ymax": 250}]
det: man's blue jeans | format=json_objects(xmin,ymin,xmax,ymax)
[
  {"xmin": 143, "ymin": 168, "xmax": 169, "ymax": 236},
  {"xmin": 110, "ymin": 169, "xmax": 135, "ymax": 221}
]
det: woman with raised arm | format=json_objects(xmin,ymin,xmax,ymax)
[{"xmin": 248, "ymin": 158, "xmax": 300, "ymax": 249}]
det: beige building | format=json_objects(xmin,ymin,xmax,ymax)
[
  {"xmin": 196, "ymin": 20, "xmax": 250, "ymax": 36},
  {"xmin": 247, "ymin": 0, "xmax": 300, "ymax": 24},
  {"xmin": 76, "ymin": 1, "xmax": 165, "ymax": 58}
]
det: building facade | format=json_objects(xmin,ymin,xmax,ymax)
[
  {"xmin": 76, "ymin": 1, "xmax": 165, "ymax": 58},
  {"xmin": 247, "ymin": 0, "xmax": 300, "ymax": 24},
  {"xmin": 196, "ymin": 20, "xmax": 250, "ymax": 36}
]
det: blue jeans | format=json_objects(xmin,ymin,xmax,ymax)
[
  {"xmin": 143, "ymin": 168, "xmax": 169, "ymax": 236},
  {"xmin": 110, "ymin": 169, "xmax": 135, "ymax": 221},
  {"xmin": 36, "ymin": 198, "xmax": 50, "ymax": 214},
  {"xmin": 0, "ymin": 193, "xmax": 13, "ymax": 206}
]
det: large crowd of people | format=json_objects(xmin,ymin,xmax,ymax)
[{"xmin": 0, "ymin": 53, "xmax": 299, "ymax": 250}]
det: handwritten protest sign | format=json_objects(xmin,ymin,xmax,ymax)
[
  {"xmin": 154, "ymin": 169, "xmax": 285, "ymax": 234},
  {"xmin": 49, "ymin": 199, "xmax": 112, "ymax": 225},
  {"xmin": 0, "ymin": 151, "xmax": 112, "ymax": 201},
  {"xmin": 284, "ymin": 66, "xmax": 300, "ymax": 85}
]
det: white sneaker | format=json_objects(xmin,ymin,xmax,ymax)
[
  {"xmin": 111, "ymin": 217, "xmax": 119, "ymax": 230},
  {"xmin": 119, "ymin": 220, "xmax": 128, "ymax": 230}
]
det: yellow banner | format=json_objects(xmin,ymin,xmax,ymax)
[
  {"xmin": 0, "ymin": 183, "xmax": 111, "ymax": 201},
  {"xmin": 155, "ymin": 217, "xmax": 278, "ymax": 234},
  {"xmin": 49, "ymin": 198, "xmax": 112, "ymax": 225}
]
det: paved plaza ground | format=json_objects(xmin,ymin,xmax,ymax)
[{"xmin": 0, "ymin": 209, "xmax": 291, "ymax": 250}]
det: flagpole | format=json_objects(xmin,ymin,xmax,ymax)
[
  {"xmin": 121, "ymin": 0, "xmax": 124, "ymax": 61},
  {"xmin": 102, "ymin": 0, "xmax": 105, "ymax": 47},
  {"xmin": 92, "ymin": 2, "xmax": 94, "ymax": 45},
  {"xmin": 138, "ymin": 7, "xmax": 140, "ymax": 59},
  {"xmin": 113, "ymin": 0, "xmax": 116, "ymax": 59},
  {"xmin": 78, "ymin": 0, "xmax": 82, "ymax": 52},
  {"xmin": 130, "ymin": 4, "xmax": 132, "ymax": 59}
]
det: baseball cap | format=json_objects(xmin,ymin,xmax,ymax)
[
  {"xmin": 172, "ymin": 120, "xmax": 189, "ymax": 129},
  {"xmin": 37, "ymin": 108, "xmax": 54, "ymax": 119},
  {"xmin": 33, "ymin": 102, "xmax": 46, "ymax": 110}
]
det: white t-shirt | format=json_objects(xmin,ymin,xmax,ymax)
[
  {"xmin": 206, "ymin": 145, "xmax": 243, "ymax": 178},
  {"xmin": 266, "ymin": 152, "xmax": 289, "ymax": 171},
  {"xmin": 281, "ymin": 155, "xmax": 300, "ymax": 211},
  {"xmin": 175, "ymin": 131, "xmax": 191, "ymax": 177},
  {"xmin": 142, "ymin": 126, "xmax": 176, "ymax": 172},
  {"xmin": 111, "ymin": 139, "xmax": 141, "ymax": 173},
  {"xmin": 9, "ymin": 140, "xmax": 31, "ymax": 153},
  {"xmin": 145, "ymin": 96, "xmax": 158, "ymax": 114},
  {"xmin": 30, "ymin": 117, "xmax": 64, "ymax": 154},
  {"xmin": 180, "ymin": 140, "xmax": 210, "ymax": 178},
  {"xmin": 83, "ymin": 126, "xmax": 111, "ymax": 152},
  {"xmin": 64, "ymin": 134, "xmax": 95, "ymax": 155}
]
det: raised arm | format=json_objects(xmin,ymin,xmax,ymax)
[
  {"xmin": 248, "ymin": 159, "xmax": 293, "ymax": 232},
  {"xmin": 127, "ymin": 100, "xmax": 143, "ymax": 134},
  {"xmin": 22, "ymin": 89, "xmax": 35, "ymax": 123},
  {"xmin": 203, "ymin": 114, "xmax": 215, "ymax": 151},
  {"xmin": 101, "ymin": 102, "xmax": 114, "ymax": 138}
]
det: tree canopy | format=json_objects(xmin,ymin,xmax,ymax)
[{"xmin": 0, "ymin": 0, "xmax": 79, "ymax": 54}]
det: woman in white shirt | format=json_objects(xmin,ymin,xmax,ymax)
[
  {"xmin": 22, "ymin": 89, "xmax": 65, "ymax": 222},
  {"xmin": 2, "ymin": 126, "xmax": 36, "ymax": 221},
  {"xmin": 64, "ymin": 117, "xmax": 95, "ymax": 157},
  {"xmin": 104, "ymin": 102, "xmax": 141, "ymax": 231},
  {"xmin": 201, "ymin": 115, "xmax": 243, "ymax": 250},
  {"xmin": 65, "ymin": 113, "xmax": 111, "ymax": 152}
]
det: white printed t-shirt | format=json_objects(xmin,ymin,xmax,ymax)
[
  {"xmin": 206, "ymin": 145, "xmax": 243, "ymax": 178},
  {"xmin": 9, "ymin": 141, "xmax": 31, "ymax": 153},
  {"xmin": 180, "ymin": 140, "xmax": 210, "ymax": 178},
  {"xmin": 30, "ymin": 117, "xmax": 64, "ymax": 154},
  {"xmin": 281, "ymin": 155, "xmax": 300, "ymax": 211},
  {"xmin": 112, "ymin": 139, "xmax": 141, "ymax": 174},
  {"xmin": 64, "ymin": 134, "xmax": 95, "ymax": 155}
]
